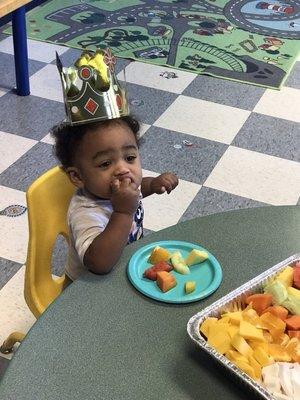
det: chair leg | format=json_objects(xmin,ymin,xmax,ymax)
[{"xmin": 0, "ymin": 332, "xmax": 25, "ymax": 354}]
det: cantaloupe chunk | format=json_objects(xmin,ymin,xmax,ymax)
[
  {"xmin": 245, "ymin": 293, "xmax": 273, "ymax": 315},
  {"xmin": 148, "ymin": 246, "xmax": 171, "ymax": 264},
  {"xmin": 156, "ymin": 271, "xmax": 176, "ymax": 293},
  {"xmin": 285, "ymin": 315, "xmax": 300, "ymax": 330},
  {"xmin": 262, "ymin": 305, "xmax": 289, "ymax": 321}
]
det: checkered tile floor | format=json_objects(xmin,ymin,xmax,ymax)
[{"xmin": 0, "ymin": 33, "xmax": 299, "ymax": 370}]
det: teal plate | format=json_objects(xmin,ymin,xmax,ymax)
[{"xmin": 127, "ymin": 240, "xmax": 223, "ymax": 304}]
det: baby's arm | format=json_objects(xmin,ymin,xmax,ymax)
[
  {"xmin": 84, "ymin": 178, "xmax": 139, "ymax": 274},
  {"xmin": 141, "ymin": 172, "xmax": 178, "ymax": 198}
]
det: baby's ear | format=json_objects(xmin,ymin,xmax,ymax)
[{"xmin": 66, "ymin": 167, "xmax": 84, "ymax": 188}]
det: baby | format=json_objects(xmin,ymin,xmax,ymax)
[{"xmin": 51, "ymin": 115, "xmax": 178, "ymax": 281}]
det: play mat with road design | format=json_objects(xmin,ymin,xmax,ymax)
[{"xmin": 8, "ymin": 0, "xmax": 300, "ymax": 89}]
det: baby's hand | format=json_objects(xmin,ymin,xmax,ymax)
[
  {"xmin": 150, "ymin": 172, "xmax": 178, "ymax": 194},
  {"xmin": 111, "ymin": 178, "xmax": 139, "ymax": 215}
]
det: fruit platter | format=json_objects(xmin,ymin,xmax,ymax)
[
  {"xmin": 187, "ymin": 254, "xmax": 300, "ymax": 400},
  {"xmin": 127, "ymin": 240, "xmax": 222, "ymax": 304}
]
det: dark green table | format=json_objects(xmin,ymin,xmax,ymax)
[{"xmin": 1, "ymin": 206, "xmax": 299, "ymax": 400}]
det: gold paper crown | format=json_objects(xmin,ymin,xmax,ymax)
[{"xmin": 56, "ymin": 48, "xmax": 129, "ymax": 125}]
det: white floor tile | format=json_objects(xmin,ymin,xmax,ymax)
[
  {"xmin": 0, "ymin": 131, "xmax": 37, "ymax": 174},
  {"xmin": 254, "ymin": 87, "xmax": 300, "ymax": 123},
  {"xmin": 0, "ymin": 36, "xmax": 68, "ymax": 63},
  {"xmin": 29, "ymin": 64, "xmax": 63, "ymax": 102},
  {"xmin": 154, "ymin": 95, "xmax": 250, "ymax": 144},
  {"xmin": 204, "ymin": 146, "xmax": 300, "ymax": 205},
  {"xmin": 0, "ymin": 186, "xmax": 28, "ymax": 264},
  {"xmin": 0, "ymin": 89, "xmax": 7, "ymax": 98},
  {"xmin": 139, "ymin": 123, "xmax": 151, "ymax": 138},
  {"xmin": 0, "ymin": 266, "xmax": 36, "ymax": 360},
  {"xmin": 142, "ymin": 169, "xmax": 200, "ymax": 231},
  {"xmin": 118, "ymin": 62, "xmax": 196, "ymax": 94},
  {"xmin": 40, "ymin": 132, "xmax": 54, "ymax": 145}
]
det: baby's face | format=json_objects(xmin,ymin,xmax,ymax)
[{"xmin": 74, "ymin": 121, "xmax": 142, "ymax": 199}]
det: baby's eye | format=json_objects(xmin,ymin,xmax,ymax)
[
  {"xmin": 126, "ymin": 155, "xmax": 137, "ymax": 162},
  {"xmin": 99, "ymin": 161, "xmax": 111, "ymax": 169}
]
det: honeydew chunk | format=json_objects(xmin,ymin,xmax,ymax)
[
  {"xmin": 264, "ymin": 280, "xmax": 288, "ymax": 305},
  {"xmin": 282, "ymin": 296, "xmax": 300, "ymax": 316},
  {"xmin": 185, "ymin": 281, "xmax": 196, "ymax": 294},
  {"xmin": 232, "ymin": 359, "xmax": 256, "ymax": 380},
  {"xmin": 171, "ymin": 251, "xmax": 190, "ymax": 275},
  {"xmin": 185, "ymin": 249, "xmax": 208, "ymax": 266},
  {"xmin": 262, "ymin": 363, "xmax": 281, "ymax": 394},
  {"xmin": 278, "ymin": 362, "xmax": 293, "ymax": 398},
  {"xmin": 199, "ymin": 318, "xmax": 218, "ymax": 338},
  {"xmin": 207, "ymin": 330, "xmax": 231, "ymax": 354},
  {"xmin": 288, "ymin": 286, "xmax": 300, "ymax": 299},
  {"xmin": 239, "ymin": 320, "xmax": 266, "ymax": 342},
  {"xmin": 231, "ymin": 334, "xmax": 253, "ymax": 357},
  {"xmin": 276, "ymin": 266, "xmax": 294, "ymax": 288},
  {"xmin": 253, "ymin": 347, "xmax": 274, "ymax": 367}
]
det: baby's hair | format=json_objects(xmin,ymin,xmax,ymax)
[{"xmin": 51, "ymin": 115, "xmax": 140, "ymax": 170}]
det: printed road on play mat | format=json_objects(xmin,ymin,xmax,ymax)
[{"xmin": 5, "ymin": 0, "xmax": 300, "ymax": 89}]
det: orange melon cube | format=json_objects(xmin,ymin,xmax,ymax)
[{"xmin": 156, "ymin": 271, "xmax": 176, "ymax": 293}]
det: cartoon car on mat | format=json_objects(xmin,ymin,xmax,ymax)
[{"xmin": 256, "ymin": 2, "xmax": 294, "ymax": 14}]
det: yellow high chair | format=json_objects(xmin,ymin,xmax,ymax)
[{"xmin": 0, "ymin": 166, "xmax": 75, "ymax": 353}]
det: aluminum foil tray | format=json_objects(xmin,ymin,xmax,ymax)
[{"xmin": 187, "ymin": 254, "xmax": 300, "ymax": 400}]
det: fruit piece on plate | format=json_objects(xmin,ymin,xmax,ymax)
[
  {"xmin": 276, "ymin": 266, "xmax": 294, "ymax": 287},
  {"xmin": 222, "ymin": 311, "xmax": 243, "ymax": 325},
  {"xmin": 245, "ymin": 293, "xmax": 273, "ymax": 315},
  {"xmin": 285, "ymin": 338, "xmax": 300, "ymax": 362},
  {"xmin": 143, "ymin": 261, "xmax": 173, "ymax": 281},
  {"xmin": 248, "ymin": 355, "xmax": 262, "ymax": 380},
  {"xmin": 185, "ymin": 249, "xmax": 208, "ymax": 266},
  {"xmin": 264, "ymin": 280, "xmax": 288, "ymax": 305},
  {"xmin": 156, "ymin": 271, "xmax": 177, "ymax": 293},
  {"xmin": 185, "ymin": 281, "xmax": 196, "ymax": 294},
  {"xmin": 148, "ymin": 246, "xmax": 171, "ymax": 264},
  {"xmin": 171, "ymin": 251, "xmax": 190, "ymax": 274}
]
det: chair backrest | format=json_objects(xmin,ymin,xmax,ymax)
[{"xmin": 24, "ymin": 166, "xmax": 75, "ymax": 318}]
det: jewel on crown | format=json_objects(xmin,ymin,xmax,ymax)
[{"xmin": 56, "ymin": 48, "xmax": 129, "ymax": 126}]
